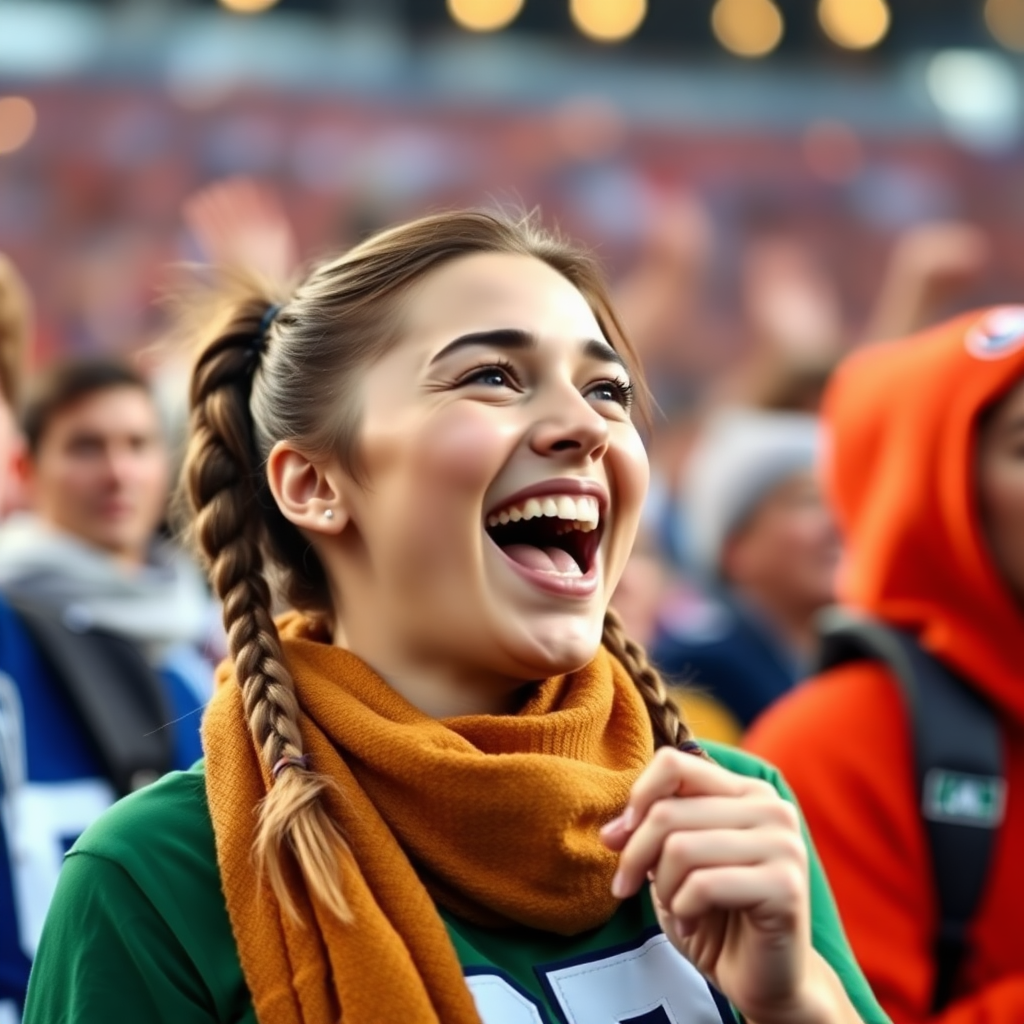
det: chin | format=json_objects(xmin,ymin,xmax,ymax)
[{"xmin": 505, "ymin": 616, "xmax": 605, "ymax": 678}]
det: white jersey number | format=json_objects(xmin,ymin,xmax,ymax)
[{"xmin": 467, "ymin": 932, "xmax": 728, "ymax": 1024}]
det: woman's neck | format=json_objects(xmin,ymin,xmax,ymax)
[
  {"xmin": 384, "ymin": 668, "xmax": 525, "ymax": 718},
  {"xmin": 332, "ymin": 615, "xmax": 526, "ymax": 718}
]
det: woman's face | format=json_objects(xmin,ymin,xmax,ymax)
[
  {"xmin": 323, "ymin": 252, "xmax": 649, "ymax": 703},
  {"xmin": 978, "ymin": 375, "xmax": 1024, "ymax": 604}
]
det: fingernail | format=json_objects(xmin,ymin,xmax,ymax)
[
  {"xmin": 621, "ymin": 805, "xmax": 636, "ymax": 831},
  {"xmin": 674, "ymin": 919, "xmax": 695, "ymax": 941},
  {"xmin": 601, "ymin": 814, "xmax": 624, "ymax": 836},
  {"xmin": 611, "ymin": 871, "xmax": 627, "ymax": 898}
]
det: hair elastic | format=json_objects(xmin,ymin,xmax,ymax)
[
  {"xmin": 678, "ymin": 739, "xmax": 705, "ymax": 757},
  {"xmin": 271, "ymin": 753, "xmax": 311, "ymax": 779},
  {"xmin": 259, "ymin": 303, "xmax": 281, "ymax": 335}
]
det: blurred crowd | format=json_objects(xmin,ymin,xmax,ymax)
[{"xmin": 1, "ymin": 143, "xmax": 1023, "ymax": 1023}]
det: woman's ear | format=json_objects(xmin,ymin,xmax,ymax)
[{"xmin": 266, "ymin": 440, "xmax": 349, "ymax": 535}]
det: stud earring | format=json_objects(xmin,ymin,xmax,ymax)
[{"xmin": 324, "ymin": 508, "xmax": 334, "ymax": 520}]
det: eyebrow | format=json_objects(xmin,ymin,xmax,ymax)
[{"xmin": 428, "ymin": 328, "xmax": 628, "ymax": 372}]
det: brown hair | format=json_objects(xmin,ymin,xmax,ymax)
[
  {"xmin": 179, "ymin": 209, "xmax": 696, "ymax": 921},
  {"xmin": 22, "ymin": 358, "xmax": 151, "ymax": 456}
]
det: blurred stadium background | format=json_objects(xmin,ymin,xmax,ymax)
[{"xmin": 2, "ymin": 0, "xmax": 1024, "ymax": 378}]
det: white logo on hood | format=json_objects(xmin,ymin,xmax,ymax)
[{"xmin": 966, "ymin": 307, "xmax": 1024, "ymax": 361}]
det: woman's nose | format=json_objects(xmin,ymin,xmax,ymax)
[{"xmin": 527, "ymin": 388, "xmax": 610, "ymax": 462}]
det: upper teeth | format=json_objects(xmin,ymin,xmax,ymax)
[{"xmin": 486, "ymin": 494, "xmax": 600, "ymax": 532}]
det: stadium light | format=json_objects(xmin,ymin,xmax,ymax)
[
  {"xmin": 985, "ymin": 0, "xmax": 1024, "ymax": 51},
  {"xmin": 218, "ymin": 0, "xmax": 281, "ymax": 13},
  {"xmin": 570, "ymin": 0, "xmax": 647, "ymax": 44},
  {"xmin": 0, "ymin": 97, "xmax": 36, "ymax": 156},
  {"xmin": 448, "ymin": 0, "xmax": 525, "ymax": 33},
  {"xmin": 711, "ymin": 0, "xmax": 784, "ymax": 58},
  {"xmin": 818, "ymin": 0, "xmax": 890, "ymax": 50}
]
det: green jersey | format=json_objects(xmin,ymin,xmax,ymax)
[{"xmin": 23, "ymin": 743, "xmax": 888, "ymax": 1024}]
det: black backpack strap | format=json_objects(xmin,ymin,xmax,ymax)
[
  {"xmin": 4, "ymin": 594, "xmax": 175, "ymax": 797},
  {"xmin": 817, "ymin": 606, "xmax": 1005, "ymax": 1013}
]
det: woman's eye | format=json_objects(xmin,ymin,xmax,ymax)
[
  {"xmin": 461, "ymin": 365, "xmax": 518, "ymax": 389},
  {"xmin": 588, "ymin": 379, "xmax": 635, "ymax": 408}
]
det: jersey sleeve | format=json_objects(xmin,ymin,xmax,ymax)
[
  {"xmin": 23, "ymin": 849, "xmax": 219, "ymax": 1024},
  {"xmin": 768, "ymin": 758, "xmax": 891, "ymax": 1024}
]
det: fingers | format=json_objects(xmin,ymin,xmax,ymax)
[
  {"xmin": 611, "ymin": 793, "xmax": 798, "ymax": 897},
  {"xmin": 657, "ymin": 863, "xmax": 805, "ymax": 937},
  {"xmin": 604, "ymin": 754, "xmax": 796, "ymax": 898},
  {"xmin": 600, "ymin": 793, "xmax": 793, "ymax": 852},
  {"xmin": 648, "ymin": 827, "xmax": 806, "ymax": 918},
  {"xmin": 611, "ymin": 748, "xmax": 765, "ymax": 836}
]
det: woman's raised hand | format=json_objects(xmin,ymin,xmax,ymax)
[{"xmin": 600, "ymin": 747, "xmax": 861, "ymax": 1024}]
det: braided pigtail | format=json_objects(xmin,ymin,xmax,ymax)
[
  {"xmin": 184, "ymin": 288, "xmax": 351, "ymax": 923},
  {"xmin": 602, "ymin": 607, "xmax": 706, "ymax": 754}
]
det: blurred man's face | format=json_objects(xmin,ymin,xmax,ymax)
[
  {"xmin": 28, "ymin": 385, "xmax": 169, "ymax": 565},
  {"xmin": 723, "ymin": 470, "xmax": 839, "ymax": 617}
]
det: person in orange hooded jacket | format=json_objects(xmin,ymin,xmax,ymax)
[{"xmin": 745, "ymin": 305, "xmax": 1024, "ymax": 1024}]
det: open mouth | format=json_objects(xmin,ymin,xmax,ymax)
[{"xmin": 484, "ymin": 493, "xmax": 604, "ymax": 579}]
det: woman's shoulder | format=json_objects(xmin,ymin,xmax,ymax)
[
  {"xmin": 27, "ymin": 762, "xmax": 251, "ymax": 1024},
  {"xmin": 65, "ymin": 761, "xmax": 238, "ymax": 990},
  {"xmin": 71, "ymin": 760, "xmax": 219, "ymax": 892}
]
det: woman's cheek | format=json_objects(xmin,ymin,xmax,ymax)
[
  {"xmin": 606, "ymin": 432, "xmax": 651, "ymax": 580},
  {"xmin": 386, "ymin": 411, "xmax": 512, "ymax": 570},
  {"xmin": 414, "ymin": 408, "xmax": 513, "ymax": 491}
]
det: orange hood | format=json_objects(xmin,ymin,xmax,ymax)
[{"xmin": 824, "ymin": 307, "xmax": 1024, "ymax": 723}]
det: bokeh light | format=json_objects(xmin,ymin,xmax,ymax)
[
  {"xmin": 985, "ymin": 0, "xmax": 1024, "ymax": 52},
  {"xmin": 217, "ymin": 0, "xmax": 280, "ymax": 13},
  {"xmin": 926, "ymin": 49, "xmax": 1019, "ymax": 151},
  {"xmin": 448, "ymin": 0, "xmax": 525, "ymax": 33},
  {"xmin": 0, "ymin": 97, "xmax": 37, "ymax": 156},
  {"xmin": 711, "ymin": 0, "xmax": 784, "ymax": 59},
  {"xmin": 570, "ymin": 0, "xmax": 647, "ymax": 44},
  {"xmin": 818, "ymin": 0, "xmax": 891, "ymax": 50}
]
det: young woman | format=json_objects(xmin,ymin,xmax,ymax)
[{"xmin": 24, "ymin": 211, "xmax": 886, "ymax": 1024}]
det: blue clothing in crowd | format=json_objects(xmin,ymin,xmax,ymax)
[
  {"xmin": 652, "ymin": 589, "xmax": 803, "ymax": 730},
  {"xmin": 0, "ymin": 595, "xmax": 205, "ymax": 1022}
]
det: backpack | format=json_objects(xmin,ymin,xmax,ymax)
[
  {"xmin": 816, "ymin": 606, "xmax": 1006, "ymax": 1013},
  {"xmin": 4, "ymin": 594, "xmax": 175, "ymax": 797}
]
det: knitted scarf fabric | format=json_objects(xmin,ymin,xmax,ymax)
[{"xmin": 203, "ymin": 613, "xmax": 655, "ymax": 1024}]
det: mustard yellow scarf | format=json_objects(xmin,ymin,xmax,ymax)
[{"xmin": 204, "ymin": 613, "xmax": 654, "ymax": 1023}]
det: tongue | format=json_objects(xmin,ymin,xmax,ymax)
[{"xmin": 503, "ymin": 544, "xmax": 582, "ymax": 576}]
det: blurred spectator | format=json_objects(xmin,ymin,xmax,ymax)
[
  {"xmin": 0, "ymin": 253, "xmax": 34, "ymax": 1021},
  {"xmin": 0, "ymin": 257, "xmax": 31, "ymax": 519},
  {"xmin": 144, "ymin": 176, "xmax": 306, "ymax": 477},
  {"xmin": 740, "ymin": 235, "xmax": 845, "ymax": 361},
  {"xmin": 744, "ymin": 350, "xmax": 840, "ymax": 415},
  {"xmin": 0, "ymin": 356, "xmax": 216, "ymax": 1018},
  {"xmin": 746, "ymin": 309, "xmax": 1024, "ymax": 1022},
  {"xmin": 182, "ymin": 176, "xmax": 300, "ymax": 285},
  {"xmin": 652, "ymin": 408, "xmax": 838, "ymax": 730},
  {"xmin": 862, "ymin": 221, "xmax": 991, "ymax": 343},
  {"xmin": 613, "ymin": 524, "xmax": 742, "ymax": 745},
  {"xmin": 0, "ymin": 357, "xmax": 220, "ymax": 697},
  {"xmin": 613, "ymin": 190, "xmax": 714, "ymax": 390}
]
